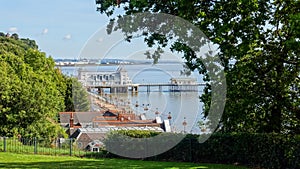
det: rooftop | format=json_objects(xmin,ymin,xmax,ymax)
[{"xmin": 77, "ymin": 126, "xmax": 164, "ymax": 133}]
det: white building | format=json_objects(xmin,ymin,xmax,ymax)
[
  {"xmin": 169, "ymin": 78, "xmax": 198, "ymax": 92},
  {"xmin": 78, "ymin": 66, "xmax": 132, "ymax": 87}
]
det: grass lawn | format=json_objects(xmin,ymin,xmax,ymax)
[{"xmin": 0, "ymin": 152, "xmax": 248, "ymax": 169}]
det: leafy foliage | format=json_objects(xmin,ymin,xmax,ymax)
[
  {"xmin": 96, "ymin": 0, "xmax": 300, "ymax": 134},
  {"xmin": 103, "ymin": 131, "xmax": 300, "ymax": 169},
  {"xmin": 64, "ymin": 77, "xmax": 90, "ymax": 112},
  {"xmin": 0, "ymin": 34, "xmax": 68, "ymax": 140},
  {"xmin": 103, "ymin": 130, "xmax": 184, "ymax": 158},
  {"xmin": 106, "ymin": 130, "xmax": 160, "ymax": 139}
]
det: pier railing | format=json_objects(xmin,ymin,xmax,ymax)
[{"xmin": 85, "ymin": 82, "xmax": 206, "ymax": 93}]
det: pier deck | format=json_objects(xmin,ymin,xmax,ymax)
[{"xmin": 85, "ymin": 83, "xmax": 206, "ymax": 93}]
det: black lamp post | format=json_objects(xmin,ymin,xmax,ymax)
[
  {"xmin": 182, "ymin": 117, "xmax": 187, "ymax": 133},
  {"xmin": 155, "ymin": 108, "xmax": 160, "ymax": 117},
  {"xmin": 142, "ymin": 103, "xmax": 150, "ymax": 111},
  {"xmin": 168, "ymin": 112, "xmax": 172, "ymax": 124},
  {"xmin": 135, "ymin": 101, "xmax": 139, "ymax": 107}
]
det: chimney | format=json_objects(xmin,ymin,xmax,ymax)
[{"xmin": 70, "ymin": 112, "xmax": 74, "ymax": 128}]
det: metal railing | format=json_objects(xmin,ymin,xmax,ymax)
[{"xmin": 0, "ymin": 137, "xmax": 107, "ymax": 157}]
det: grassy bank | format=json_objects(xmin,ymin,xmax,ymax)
[{"xmin": 0, "ymin": 152, "xmax": 248, "ymax": 169}]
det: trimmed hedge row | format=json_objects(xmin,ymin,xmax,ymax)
[
  {"xmin": 103, "ymin": 131, "xmax": 300, "ymax": 169},
  {"xmin": 154, "ymin": 133, "xmax": 300, "ymax": 169}
]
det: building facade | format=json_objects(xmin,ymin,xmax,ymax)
[
  {"xmin": 169, "ymin": 78, "xmax": 198, "ymax": 92},
  {"xmin": 78, "ymin": 66, "xmax": 132, "ymax": 87}
]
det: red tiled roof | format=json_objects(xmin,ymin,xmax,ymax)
[
  {"xmin": 60, "ymin": 112, "xmax": 160, "ymax": 129},
  {"xmin": 59, "ymin": 112, "xmax": 104, "ymax": 124}
]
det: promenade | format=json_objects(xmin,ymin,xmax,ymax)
[{"xmin": 89, "ymin": 92, "xmax": 131, "ymax": 113}]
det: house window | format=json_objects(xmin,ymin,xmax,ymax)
[{"xmin": 92, "ymin": 148, "xmax": 99, "ymax": 152}]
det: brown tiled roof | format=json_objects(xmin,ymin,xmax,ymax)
[
  {"xmin": 60, "ymin": 112, "xmax": 161, "ymax": 131},
  {"xmin": 97, "ymin": 122, "xmax": 161, "ymax": 127},
  {"xmin": 59, "ymin": 112, "xmax": 104, "ymax": 124}
]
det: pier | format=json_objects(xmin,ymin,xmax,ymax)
[
  {"xmin": 85, "ymin": 82, "xmax": 205, "ymax": 93},
  {"xmin": 78, "ymin": 67, "xmax": 205, "ymax": 93}
]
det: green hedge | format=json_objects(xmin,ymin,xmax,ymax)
[{"xmin": 102, "ymin": 131, "xmax": 300, "ymax": 169}]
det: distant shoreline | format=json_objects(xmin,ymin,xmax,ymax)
[
  {"xmin": 55, "ymin": 62, "xmax": 182, "ymax": 67},
  {"xmin": 55, "ymin": 63, "xmax": 150, "ymax": 67}
]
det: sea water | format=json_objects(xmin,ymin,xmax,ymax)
[{"xmin": 58, "ymin": 63, "xmax": 205, "ymax": 134}]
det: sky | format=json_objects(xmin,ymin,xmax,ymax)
[
  {"xmin": 0, "ymin": 0, "xmax": 215, "ymax": 62},
  {"xmin": 0, "ymin": 0, "xmax": 109, "ymax": 59}
]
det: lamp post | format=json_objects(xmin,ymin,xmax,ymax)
[
  {"xmin": 182, "ymin": 117, "xmax": 187, "ymax": 133},
  {"xmin": 120, "ymin": 99, "xmax": 123, "ymax": 106},
  {"xmin": 168, "ymin": 112, "xmax": 172, "ymax": 123},
  {"xmin": 135, "ymin": 101, "xmax": 139, "ymax": 114},
  {"xmin": 155, "ymin": 108, "xmax": 160, "ymax": 117},
  {"xmin": 168, "ymin": 112, "xmax": 172, "ymax": 132},
  {"xmin": 114, "ymin": 97, "xmax": 118, "ymax": 108},
  {"xmin": 135, "ymin": 101, "xmax": 139, "ymax": 107},
  {"xmin": 143, "ymin": 103, "xmax": 150, "ymax": 111},
  {"xmin": 127, "ymin": 100, "xmax": 131, "ymax": 113},
  {"xmin": 104, "ymin": 93, "xmax": 108, "ymax": 103},
  {"xmin": 109, "ymin": 95, "xmax": 112, "ymax": 104}
]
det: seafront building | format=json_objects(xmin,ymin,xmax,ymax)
[
  {"xmin": 78, "ymin": 66, "xmax": 133, "ymax": 93},
  {"xmin": 59, "ymin": 111, "xmax": 169, "ymax": 152},
  {"xmin": 169, "ymin": 78, "xmax": 198, "ymax": 92},
  {"xmin": 78, "ymin": 66, "xmax": 132, "ymax": 86}
]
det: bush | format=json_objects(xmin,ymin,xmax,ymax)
[{"xmin": 103, "ymin": 131, "xmax": 300, "ymax": 169}]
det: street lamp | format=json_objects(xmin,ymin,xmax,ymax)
[
  {"xmin": 143, "ymin": 104, "xmax": 150, "ymax": 111},
  {"xmin": 155, "ymin": 108, "xmax": 160, "ymax": 117},
  {"xmin": 135, "ymin": 101, "xmax": 139, "ymax": 107},
  {"xmin": 182, "ymin": 117, "xmax": 187, "ymax": 133},
  {"xmin": 135, "ymin": 101, "xmax": 139, "ymax": 115},
  {"xmin": 109, "ymin": 95, "xmax": 112, "ymax": 103},
  {"xmin": 127, "ymin": 100, "xmax": 132, "ymax": 113},
  {"xmin": 168, "ymin": 112, "xmax": 172, "ymax": 123},
  {"xmin": 168, "ymin": 112, "xmax": 172, "ymax": 132}
]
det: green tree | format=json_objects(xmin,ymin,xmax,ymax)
[
  {"xmin": 0, "ymin": 36, "xmax": 66, "ymax": 139},
  {"xmin": 96, "ymin": 0, "xmax": 300, "ymax": 134},
  {"xmin": 20, "ymin": 38, "xmax": 38, "ymax": 49},
  {"xmin": 64, "ymin": 77, "xmax": 90, "ymax": 112},
  {"xmin": 11, "ymin": 33, "xmax": 19, "ymax": 40}
]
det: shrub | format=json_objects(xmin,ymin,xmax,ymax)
[{"xmin": 103, "ymin": 131, "xmax": 300, "ymax": 169}]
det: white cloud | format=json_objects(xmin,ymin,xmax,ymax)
[
  {"xmin": 63, "ymin": 34, "xmax": 72, "ymax": 40},
  {"xmin": 42, "ymin": 28, "xmax": 48, "ymax": 35},
  {"xmin": 8, "ymin": 27, "xmax": 18, "ymax": 33}
]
